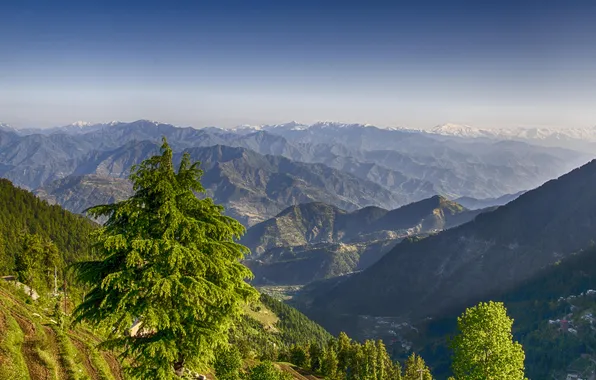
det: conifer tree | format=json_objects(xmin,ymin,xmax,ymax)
[
  {"xmin": 349, "ymin": 342, "xmax": 366, "ymax": 380},
  {"xmin": 309, "ymin": 342, "xmax": 323, "ymax": 373},
  {"xmin": 290, "ymin": 344, "xmax": 310, "ymax": 368},
  {"xmin": 15, "ymin": 233, "xmax": 44, "ymax": 294},
  {"xmin": 321, "ymin": 346, "xmax": 339, "ymax": 380},
  {"xmin": 0, "ymin": 229, "xmax": 7, "ymax": 273},
  {"xmin": 336, "ymin": 332, "xmax": 352, "ymax": 374},
  {"xmin": 375, "ymin": 340, "xmax": 398, "ymax": 380},
  {"xmin": 73, "ymin": 138, "xmax": 257, "ymax": 379},
  {"xmin": 363, "ymin": 340, "xmax": 379, "ymax": 380},
  {"xmin": 403, "ymin": 353, "xmax": 432, "ymax": 380},
  {"xmin": 450, "ymin": 301, "xmax": 526, "ymax": 380}
]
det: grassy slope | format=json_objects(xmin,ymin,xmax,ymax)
[
  {"xmin": 0, "ymin": 282, "xmax": 327, "ymax": 380},
  {"xmin": 0, "ymin": 283, "xmax": 122, "ymax": 380}
]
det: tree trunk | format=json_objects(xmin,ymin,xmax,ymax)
[{"xmin": 173, "ymin": 357, "xmax": 185, "ymax": 377}]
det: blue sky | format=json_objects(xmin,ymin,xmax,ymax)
[{"xmin": 1, "ymin": 0, "xmax": 595, "ymax": 129}]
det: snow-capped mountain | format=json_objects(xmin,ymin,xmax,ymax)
[
  {"xmin": 424, "ymin": 123, "xmax": 596, "ymax": 153},
  {"xmin": 429, "ymin": 123, "xmax": 495, "ymax": 138},
  {"xmin": 0, "ymin": 122, "xmax": 16, "ymax": 133},
  {"xmin": 428, "ymin": 123, "xmax": 596, "ymax": 142}
]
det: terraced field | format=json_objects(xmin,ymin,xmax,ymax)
[
  {"xmin": 0, "ymin": 283, "xmax": 325, "ymax": 380},
  {"xmin": 0, "ymin": 284, "xmax": 122, "ymax": 380}
]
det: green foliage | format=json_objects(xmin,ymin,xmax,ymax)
[
  {"xmin": 0, "ymin": 178, "xmax": 95, "ymax": 272},
  {"xmin": 308, "ymin": 342, "xmax": 323, "ymax": 373},
  {"xmin": 375, "ymin": 340, "xmax": 400, "ymax": 380},
  {"xmin": 228, "ymin": 295, "xmax": 332, "ymax": 364},
  {"xmin": 52, "ymin": 324, "xmax": 90, "ymax": 380},
  {"xmin": 15, "ymin": 232, "xmax": 44, "ymax": 291},
  {"xmin": 15, "ymin": 233, "xmax": 61, "ymax": 294},
  {"xmin": 321, "ymin": 345, "xmax": 339, "ymax": 380},
  {"xmin": 214, "ymin": 346, "xmax": 243, "ymax": 380},
  {"xmin": 242, "ymin": 361, "xmax": 292, "ymax": 380},
  {"xmin": 282, "ymin": 330, "xmax": 410, "ymax": 380},
  {"xmin": 0, "ymin": 311, "xmax": 29, "ymax": 380},
  {"xmin": 260, "ymin": 294, "xmax": 332, "ymax": 346},
  {"xmin": 450, "ymin": 301, "xmax": 526, "ymax": 380},
  {"xmin": 289, "ymin": 344, "xmax": 310, "ymax": 368},
  {"xmin": 403, "ymin": 353, "xmax": 432, "ymax": 380},
  {"xmin": 72, "ymin": 138, "xmax": 258, "ymax": 379}
]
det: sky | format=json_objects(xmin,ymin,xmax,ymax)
[{"xmin": 1, "ymin": 0, "xmax": 596, "ymax": 129}]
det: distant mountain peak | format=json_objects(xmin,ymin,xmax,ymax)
[
  {"xmin": 430, "ymin": 123, "xmax": 486, "ymax": 137},
  {"xmin": 0, "ymin": 122, "xmax": 15, "ymax": 131},
  {"xmin": 66, "ymin": 121, "xmax": 95, "ymax": 128}
]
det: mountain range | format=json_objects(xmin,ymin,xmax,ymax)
[
  {"xmin": 428, "ymin": 123, "xmax": 596, "ymax": 153},
  {"xmin": 1, "ymin": 120, "xmax": 591, "ymax": 226},
  {"xmin": 241, "ymin": 196, "xmax": 487, "ymax": 285},
  {"xmin": 454, "ymin": 191, "xmax": 525, "ymax": 210},
  {"xmin": 34, "ymin": 142, "xmax": 405, "ymax": 226},
  {"xmin": 295, "ymin": 158, "xmax": 596, "ymax": 327}
]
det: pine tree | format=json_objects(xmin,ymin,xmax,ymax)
[
  {"xmin": 321, "ymin": 346, "xmax": 339, "ymax": 380},
  {"xmin": 450, "ymin": 301, "xmax": 526, "ymax": 380},
  {"xmin": 309, "ymin": 342, "xmax": 323, "ymax": 373},
  {"xmin": 336, "ymin": 332, "xmax": 352, "ymax": 374},
  {"xmin": 349, "ymin": 342, "xmax": 366, "ymax": 380},
  {"xmin": 15, "ymin": 233, "xmax": 44, "ymax": 294},
  {"xmin": 392, "ymin": 361, "xmax": 403, "ymax": 380},
  {"xmin": 375, "ymin": 340, "xmax": 398, "ymax": 380},
  {"xmin": 290, "ymin": 344, "xmax": 310, "ymax": 368},
  {"xmin": 72, "ymin": 138, "xmax": 257, "ymax": 379},
  {"xmin": 363, "ymin": 340, "xmax": 379, "ymax": 380},
  {"xmin": 403, "ymin": 353, "xmax": 432, "ymax": 380},
  {"xmin": 0, "ymin": 228, "xmax": 7, "ymax": 273}
]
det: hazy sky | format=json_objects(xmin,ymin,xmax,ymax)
[{"xmin": 1, "ymin": 0, "xmax": 596, "ymax": 129}]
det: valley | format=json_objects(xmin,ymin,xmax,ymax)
[{"xmin": 4, "ymin": 2, "xmax": 596, "ymax": 378}]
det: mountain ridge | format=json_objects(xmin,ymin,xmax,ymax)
[
  {"xmin": 296, "ymin": 159, "xmax": 596, "ymax": 323},
  {"xmin": 241, "ymin": 196, "xmax": 486, "ymax": 285}
]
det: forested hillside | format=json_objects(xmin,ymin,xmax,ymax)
[
  {"xmin": 419, "ymin": 246, "xmax": 596, "ymax": 379},
  {"xmin": 299, "ymin": 159, "xmax": 596, "ymax": 321},
  {"xmin": 0, "ymin": 178, "xmax": 95, "ymax": 273},
  {"xmin": 242, "ymin": 197, "xmax": 485, "ymax": 285}
]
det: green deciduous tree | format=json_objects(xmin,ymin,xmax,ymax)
[
  {"xmin": 450, "ymin": 301, "xmax": 526, "ymax": 380},
  {"xmin": 73, "ymin": 138, "xmax": 257, "ymax": 379},
  {"xmin": 403, "ymin": 353, "xmax": 432, "ymax": 380}
]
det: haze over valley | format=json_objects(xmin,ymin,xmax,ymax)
[{"xmin": 3, "ymin": 1, "xmax": 596, "ymax": 379}]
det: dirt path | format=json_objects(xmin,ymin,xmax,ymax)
[
  {"xmin": 102, "ymin": 352, "xmax": 123, "ymax": 380},
  {"xmin": 11, "ymin": 311, "xmax": 52, "ymax": 380},
  {"xmin": 71, "ymin": 336, "xmax": 100, "ymax": 380},
  {"xmin": 43, "ymin": 326, "xmax": 68, "ymax": 380}
]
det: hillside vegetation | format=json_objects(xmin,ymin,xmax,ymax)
[
  {"xmin": 242, "ymin": 197, "xmax": 485, "ymax": 285},
  {"xmin": 298, "ymin": 159, "xmax": 596, "ymax": 321},
  {"xmin": 419, "ymin": 246, "xmax": 596, "ymax": 379},
  {"xmin": 0, "ymin": 178, "xmax": 95, "ymax": 272},
  {"xmin": 0, "ymin": 282, "xmax": 123, "ymax": 380}
]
